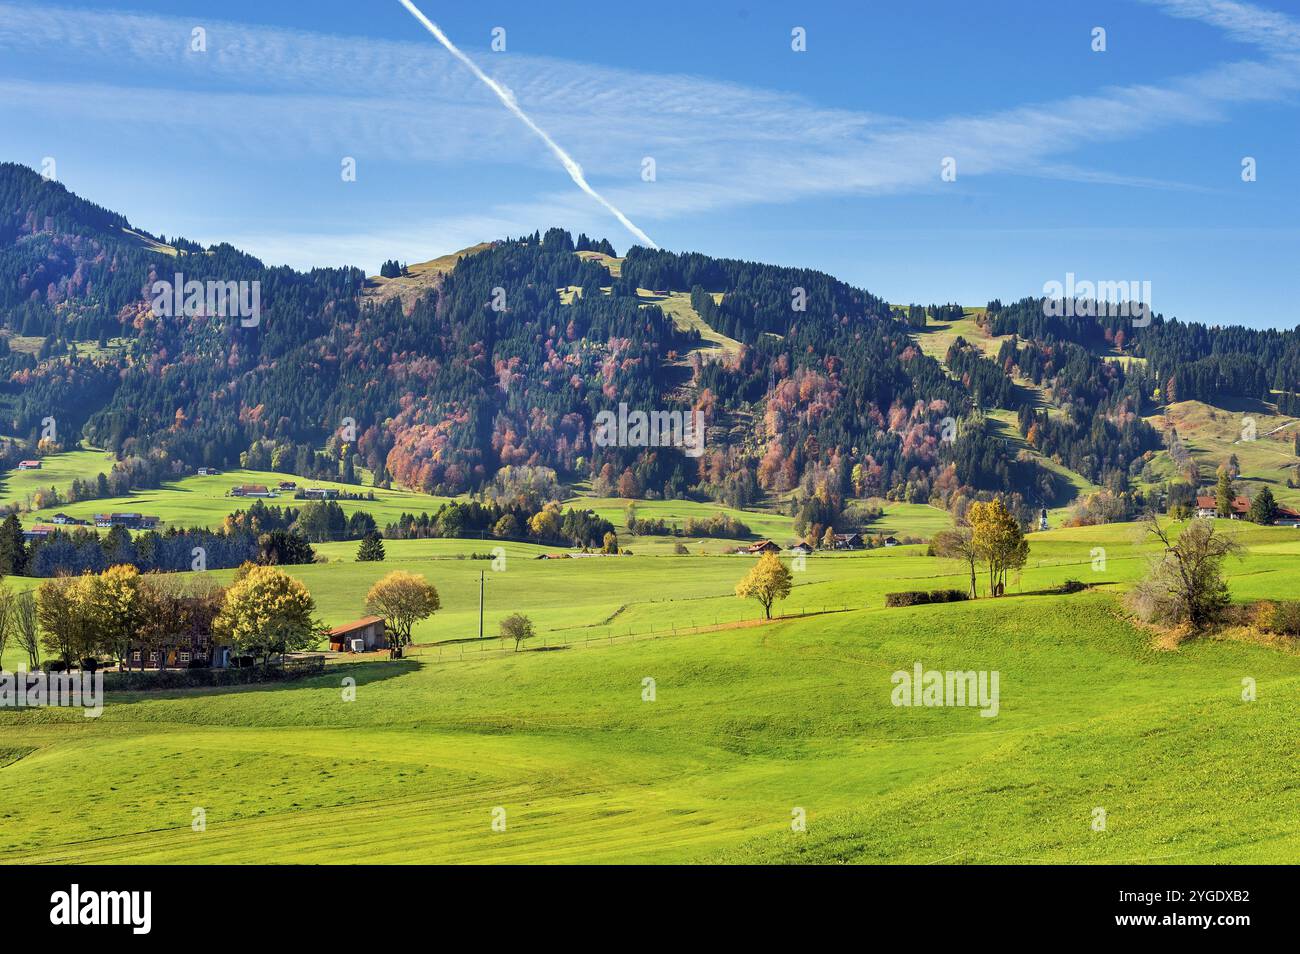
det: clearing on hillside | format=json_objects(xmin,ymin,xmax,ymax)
[{"xmin": 362, "ymin": 243, "xmax": 493, "ymax": 312}]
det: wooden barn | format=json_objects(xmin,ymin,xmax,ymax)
[{"xmin": 329, "ymin": 616, "xmax": 388, "ymax": 652}]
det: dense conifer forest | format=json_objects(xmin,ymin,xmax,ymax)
[{"xmin": 2, "ymin": 161, "xmax": 1297, "ymax": 536}]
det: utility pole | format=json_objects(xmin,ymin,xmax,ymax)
[{"xmin": 478, "ymin": 570, "xmax": 485, "ymax": 640}]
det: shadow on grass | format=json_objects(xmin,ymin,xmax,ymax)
[
  {"xmin": 1006, "ymin": 582, "xmax": 1119, "ymax": 598},
  {"xmin": 104, "ymin": 659, "xmax": 421, "ymax": 705}
]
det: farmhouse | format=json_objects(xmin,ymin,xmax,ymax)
[
  {"xmin": 883, "ymin": 536, "xmax": 901, "ymax": 548},
  {"xmin": 743, "ymin": 540, "xmax": 781, "ymax": 555},
  {"xmin": 17, "ymin": 459, "xmax": 41, "ymax": 470},
  {"xmin": 302, "ymin": 486, "xmax": 339, "ymax": 500},
  {"xmin": 197, "ymin": 467, "xmax": 220, "ymax": 476},
  {"xmin": 1194, "ymin": 495, "xmax": 1250, "ymax": 519},
  {"xmin": 278, "ymin": 480, "xmax": 297, "ymax": 490},
  {"xmin": 1276, "ymin": 505, "xmax": 1300, "ymax": 527},
  {"xmin": 328, "ymin": 616, "xmax": 388, "ymax": 652},
  {"xmin": 833, "ymin": 532, "xmax": 864, "ymax": 550},
  {"xmin": 51, "ymin": 512, "xmax": 85, "ymax": 525},
  {"xmin": 1195, "ymin": 494, "xmax": 1300, "ymax": 524},
  {"xmin": 788, "ymin": 542, "xmax": 813, "ymax": 555},
  {"xmin": 127, "ymin": 632, "xmax": 233, "ymax": 670},
  {"xmin": 22, "ymin": 523, "xmax": 58, "ymax": 542},
  {"xmin": 229, "ymin": 484, "xmax": 274, "ymax": 498},
  {"xmin": 125, "ymin": 591, "xmax": 234, "ymax": 669},
  {"xmin": 93, "ymin": 513, "xmax": 160, "ymax": 530}
]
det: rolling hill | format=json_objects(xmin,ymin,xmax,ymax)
[{"xmin": 2, "ymin": 521, "xmax": 1297, "ymax": 863}]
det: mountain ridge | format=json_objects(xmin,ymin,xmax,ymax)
[{"xmin": 2, "ymin": 161, "xmax": 1298, "ymax": 531}]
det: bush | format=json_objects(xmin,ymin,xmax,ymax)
[
  {"xmin": 885, "ymin": 589, "xmax": 969, "ymax": 607},
  {"xmin": 885, "ymin": 591, "xmax": 929, "ymax": 607},
  {"xmin": 1265, "ymin": 600, "xmax": 1300, "ymax": 637},
  {"xmin": 928, "ymin": 589, "xmax": 969, "ymax": 603},
  {"xmin": 102, "ymin": 662, "xmax": 332, "ymax": 691},
  {"xmin": 1058, "ymin": 579, "xmax": 1087, "ymax": 594},
  {"xmin": 1125, "ymin": 518, "xmax": 1240, "ymax": 630},
  {"xmin": 42, "ymin": 660, "xmax": 66, "ymax": 673}
]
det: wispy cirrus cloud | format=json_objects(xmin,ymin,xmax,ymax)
[
  {"xmin": 2, "ymin": 0, "xmax": 1298, "ymax": 268},
  {"xmin": 1141, "ymin": 0, "xmax": 1300, "ymax": 52}
]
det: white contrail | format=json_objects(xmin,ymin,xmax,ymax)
[{"xmin": 396, "ymin": 0, "xmax": 658, "ymax": 249}]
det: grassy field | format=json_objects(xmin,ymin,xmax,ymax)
[
  {"xmin": 642, "ymin": 290, "xmax": 741, "ymax": 358},
  {"xmin": 1, "ymin": 517, "xmax": 1297, "ymax": 864},
  {"xmin": 23, "ymin": 465, "xmax": 449, "ymax": 530},
  {"xmin": 575, "ymin": 250, "xmax": 622, "ymax": 277},
  {"xmin": 564, "ymin": 253, "xmax": 741, "ymax": 361},
  {"xmin": 361, "ymin": 243, "xmax": 492, "ymax": 313},
  {"xmin": 910, "ymin": 310, "xmax": 997, "ymax": 363},
  {"xmin": 6, "ymin": 446, "xmax": 954, "ymax": 550},
  {"xmin": 0, "ymin": 447, "xmax": 119, "ymax": 510},
  {"xmin": 1143, "ymin": 399, "xmax": 1300, "ymax": 507}
]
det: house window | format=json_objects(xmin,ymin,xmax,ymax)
[
  {"xmin": 179, "ymin": 651, "xmax": 191, "ymax": 664},
  {"xmin": 132, "ymin": 651, "xmax": 141, "ymax": 662},
  {"xmin": 149, "ymin": 651, "xmax": 158, "ymax": 662}
]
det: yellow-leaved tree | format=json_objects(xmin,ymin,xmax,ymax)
[
  {"xmin": 79, "ymin": 564, "xmax": 147, "ymax": 668},
  {"xmin": 36, "ymin": 575, "xmax": 91, "ymax": 669},
  {"xmin": 968, "ymin": 498, "xmax": 1028, "ymax": 597},
  {"xmin": 213, "ymin": 565, "xmax": 319, "ymax": 665},
  {"xmin": 365, "ymin": 570, "xmax": 441, "ymax": 656},
  {"xmin": 528, "ymin": 504, "xmax": 562, "ymax": 540},
  {"xmin": 735, "ymin": 551, "xmax": 793, "ymax": 619}
]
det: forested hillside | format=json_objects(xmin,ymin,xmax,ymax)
[
  {"xmin": 987, "ymin": 297, "xmax": 1300, "ymax": 414},
  {"xmin": 2, "ymin": 161, "xmax": 1297, "ymax": 531}
]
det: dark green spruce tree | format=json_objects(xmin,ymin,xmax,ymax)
[
  {"xmin": 356, "ymin": 531, "xmax": 385, "ymax": 562},
  {"xmin": 0, "ymin": 513, "xmax": 26, "ymax": 575}
]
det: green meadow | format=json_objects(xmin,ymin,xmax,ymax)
[
  {"xmin": 0, "ymin": 447, "xmax": 118, "ymax": 510},
  {"xmin": 21, "ymin": 465, "xmax": 449, "ymax": 530},
  {"xmin": 5, "ymin": 447, "xmax": 955, "ymax": 554},
  {"xmin": 1, "ymin": 517, "xmax": 1296, "ymax": 864},
  {"xmin": 1143, "ymin": 399, "xmax": 1300, "ymax": 508}
]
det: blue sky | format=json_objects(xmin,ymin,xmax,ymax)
[{"xmin": 3, "ymin": 0, "xmax": 1299, "ymax": 328}]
